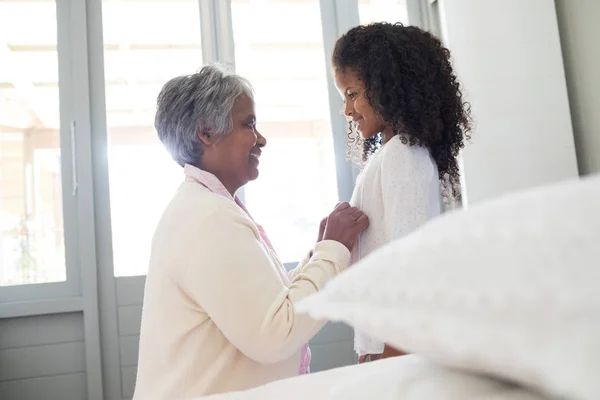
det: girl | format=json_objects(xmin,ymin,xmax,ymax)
[{"xmin": 332, "ymin": 22, "xmax": 472, "ymax": 362}]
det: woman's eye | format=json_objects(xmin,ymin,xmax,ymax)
[{"xmin": 348, "ymin": 92, "xmax": 358, "ymax": 99}]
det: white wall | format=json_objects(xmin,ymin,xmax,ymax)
[
  {"xmin": 555, "ymin": 0, "xmax": 600, "ymax": 176},
  {"xmin": 439, "ymin": 0, "xmax": 579, "ymax": 204}
]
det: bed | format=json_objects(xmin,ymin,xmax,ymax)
[
  {"xmin": 199, "ymin": 355, "xmax": 547, "ymax": 400},
  {"xmin": 203, "ymin": 175, "xmax": 599, "ymax": 400}
]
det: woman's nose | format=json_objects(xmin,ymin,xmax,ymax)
[{"xmin": 256, "ymin": 129, "xmax": 267, "ymax": 147}]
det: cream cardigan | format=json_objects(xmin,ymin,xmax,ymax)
[{"xmin": 133, "ymin": 180, "xmax": 350, "ymax": 399}]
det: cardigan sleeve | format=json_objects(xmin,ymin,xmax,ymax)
[
  {"xmin": 287, "ymin": 249, "xmax": 314, "ymax": 281},
  {"xmin": 178, "ymin": 205, "xmax": 350, "ymax": 364}
]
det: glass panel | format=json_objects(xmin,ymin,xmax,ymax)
[
  {"xmin": 102, "ymin": 0, "xmax": 202, "ymax": 276},
  {"xmin": 359, "ymin": 0, "xmax": 409, "ymax": 25},
  {"xmin": 232, "ymin": 0, "xmax": 339, "ymax": 263},
  {"xmin": 0, "ymin": 1, "xmax": 66, "ymax": 286}
]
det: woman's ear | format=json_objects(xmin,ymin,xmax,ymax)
[{"xmin": 198, "ymin": 130, "xmax": 214, "ymax": 146}]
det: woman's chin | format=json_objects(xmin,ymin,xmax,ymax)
[{"xmin": 247, "ymin": 168, "xmax": 260, "ymax": 182}]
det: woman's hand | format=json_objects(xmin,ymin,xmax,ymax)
[
  {"xmin": 323, "ymin": 202, "xmax": 369, "ymax": 251},
  {"xmin": 317, "ymin": 202, "xmax": 343, "ymax": 243},
  {"xmin": 317, "ymin": 217, "xmax": 327, "ymax": 243}
]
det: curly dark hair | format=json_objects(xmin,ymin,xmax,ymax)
[{"xmin": 333, "ymin": 22, "xmax": 472, "ymax": 200}]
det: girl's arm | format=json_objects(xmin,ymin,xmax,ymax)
[
  {"xmin": 358, "ymin": 143, "xmax": 436, "ymax": 360},
  {"xmin": 380, "ymin": 144, "xmax": 434, "ymax": 243},
  {"xmin": 381, "ymin": 345, "xmax": 407, "ymax": 359}
]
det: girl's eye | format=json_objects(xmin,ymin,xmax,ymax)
[{"xmin": 348, "ymin": 92, "xmax": 358, "ymax": 100}]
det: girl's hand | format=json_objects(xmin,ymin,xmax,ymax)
[
  {"xmin": 357, "ymin": 353, "xmax": 382, "ymax": 364},
  {"xmin": 381, "ymin": 345, "xmax": 407, "ymax": 359}
]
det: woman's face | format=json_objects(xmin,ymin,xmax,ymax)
[
  {"xmin": 334, "ymin": 69, "xmax": 386, "ymax": 140},
  {"xmin": 200, "ymin": 93, "xmax": 266, "ymax": 195}
]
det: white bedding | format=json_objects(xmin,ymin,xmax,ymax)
[{"xmin": 198, "ymin": 356, "xmax": 548, "ymax": 400}]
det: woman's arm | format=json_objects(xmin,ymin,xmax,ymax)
[
  {"xmin": 287, "ymin": 251, "xmax": 312, "ymax": 281},
  {"xmin": 288, "ymin": 217, "xmax": 328, "ymax": 280},
  {"xmin": 179, "ymin": 206, "xmax": 351, "ymax": 365}
]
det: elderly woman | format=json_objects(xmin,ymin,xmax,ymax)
[{"xmin": 133, "ymin": 64, "xmax": 369, "ymax": 399}]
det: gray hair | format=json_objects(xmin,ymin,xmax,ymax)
[{"xmin": 155, "ymin": 64, "xmax": 254, "ymax": 167}]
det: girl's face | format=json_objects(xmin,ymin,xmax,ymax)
[{"xmin": 334, "ymin": 69, "xmax": 387, "ymax": 140}]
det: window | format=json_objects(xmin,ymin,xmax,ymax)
[
  {"xmin": 359, "ymin": 0, "xmax": 409, "ymax": 25},
  {"xmin": 0, "ymin": 0, "xmax": 65, "ymax": 286},
  {"xmin": 0, "ymin": 0, "xmax": 421, "ymax": 284},
  {"xmin": 231, "ymin": 0, "xmax": 339, "ymax": 263},
  {"xmin": 1, "ymin": 2, "xmax": 425, "ymax": 396},
  {"xmin": 101, "ymin": 0, "xmax": 202, "ymax": 277}
]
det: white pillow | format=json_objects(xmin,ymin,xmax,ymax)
[{"xmin": 297, "ymin": 174, "xmax": 600, "ymax": 400}]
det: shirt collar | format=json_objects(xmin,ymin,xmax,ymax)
[{"xmin": 183, "ymin": 163, "xmax": 236, "ymax": 201}]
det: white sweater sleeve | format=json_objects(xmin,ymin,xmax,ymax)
[
  {"xmin": 380, "ymin": 144, "xmax": 434, "ymax": 242},
  {"xmin": 178, "ymin": 205, "xmax": 350, "ymax": 364},
  {"xmin": 354, "ymin": 143, "xmax": 435, "ymax": 356}
]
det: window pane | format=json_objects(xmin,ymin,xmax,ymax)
[
  {"xmin": 0, "ymin": 1, "xmax": 66, "ymax": 286},
  {"xmin": 232, "ymin": 0, "xmax": 339, "ymax": 263},
  {"xmin": 102, "ymin": 0, "xmax": 202, "ymax": 277},
  {"xmin": 359, "ymin": 0, "xmax": 409, "ymax": 25}
]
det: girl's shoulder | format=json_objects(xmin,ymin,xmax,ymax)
[
  {"xmin": 384, "ymin": 134, "xmax": 425, "ymax": 152},
  {"xmin": 378, "ymin": 136, "xmax": 436, "ymax": 178},
  {"xmin": 381, "ymin": 135, "xmax": 430, "ymax": 162}
]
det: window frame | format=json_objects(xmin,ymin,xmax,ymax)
[
  {"xmin": 0, "ymin": 0, "xmax": 98, "ymax": 310},
  {"xmin": 0, "ymin": 2, "xmax": 435, "ymax": 399},
  {"xmin": 0, "ymin": 0, "xmax": 429, "ymax": 304}
]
